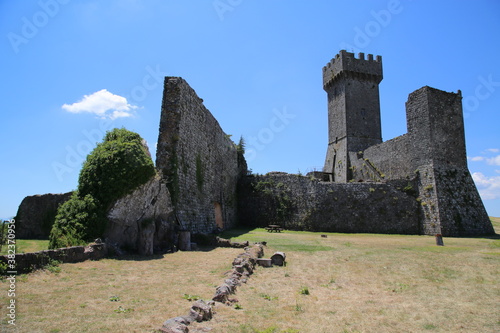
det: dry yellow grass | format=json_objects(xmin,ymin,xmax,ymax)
[
  {"xmin": 0, "ymin": 248, "xmax": 240, "ymax": 332},
  {"xmin": 1, "ymin": 218, "xmax": 499, "ymax": 333},
  {"xmin": 192, "ymin": 222, "xmax": 500, "ymax": 333}
]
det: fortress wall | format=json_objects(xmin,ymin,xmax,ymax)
[
  {"xmin": 156, "ymin": 77, "xmax": 244, "ymax": 233},
  {"xmin": 432, "ymin": 166, "xmax": 494, "ymax": 236},
  {"xmin": 238, "ymin": 174, "xmax": 420, "ymax": 234},
  {"xmin": 15, "ymin": 192, "xmax": 72, "ymax": 239},
  {"xmin": 0, "ymin": 243, "xmax": 107, "ymax": 274},
  {"xmin": 405, "ymin": 87, "xmax": 492, "ymax": 236},
  {"xmin": 352, "ymin": 134, "xmax": 414, "ymax": 181},
  {"xmin": 406, "ymin": 86, "xmax": 467, "ymax": 168},
  {"xmin": 353, "ymin": 87, "xmax": 467, "ymax": 182}
]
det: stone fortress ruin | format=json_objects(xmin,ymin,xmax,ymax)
[
  {"xmin": 317, "ymin": 50, "xmax": 494, "ymax": 236},
  {"xmin": 237, "ymin": 50, "xmax": 493, "ymax": 237},
  {"xmin": 15, "ymin": 50, "xmax": 494, "ymax": 253}
]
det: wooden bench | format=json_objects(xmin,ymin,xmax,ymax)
[{"xmin": 265, "ymin": 225, "xmax": 283, "ymax": 232}]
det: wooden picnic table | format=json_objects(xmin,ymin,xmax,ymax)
[{"xmin": 265, "ymin": 225, "xmax": 283, "ymax": 232}]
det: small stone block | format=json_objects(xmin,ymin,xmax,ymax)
[{"xmin": 256, "ymin": 258, "xmax": 272, "ymax": 267}]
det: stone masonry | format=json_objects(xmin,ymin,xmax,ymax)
[
  {"xmin": 318, "ymin": 50, "xmax": 493, "ymax": 236},
  {"xmin": 323, "ymin": 51, "xmax": 383, "ymax": 182},
  {"xmin": 156, "ymin": 77, "xmax": 247, "ymax": 234},
  {"xmin": 238, "ymin": 173, "xmax": 420, "ymax": 234},
  {"xmin": 15, "ymin": 192, "xmax": 72, "ymax": 239},
  {"xmin": 238, "ymin": 51, "xmax": 493, "ymax": 237}
]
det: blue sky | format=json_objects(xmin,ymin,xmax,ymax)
[{"xmin": 1, "ymin": 0, "xmax": 499, "ymax": 219}]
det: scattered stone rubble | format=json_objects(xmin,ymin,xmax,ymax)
[
  {"xmin": 159, "ymin": 299, "xmax": 214, "ymax": 333},
  {"xmin": 215, "ymin": 236, "xmax": 249, "ymax": 248},
  {"xmin": 159, "ymin": 242, "xmax": 264, "ymax": 333}
]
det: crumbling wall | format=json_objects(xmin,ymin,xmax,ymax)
[
  {"xmin": 431, "ymin": 166, "xmax": 494, "ymax": 236},
  {"xmin": 340, "ymin": 86, "xmax": 493, "ymax": 236},
  {"xmin": 156, "ymin": 77, "xmax": 246, "ymax": 234},
  {"xmin": 352, "ymin": 134, "xmax": 414, "ymax": 181},
  {"xmin": 0, "ymin": 242, "xmax": 107, "ymax": 274},
  {"xmin": 15, "ymin": 192, "xmax": 72, "ymax": 239},
  {"xmin": 238, "ymin": 173, "xmax": 420, "ymax": 234},
  {"xmin": 105, "ymin": 176, "xmax": 174, "ymax": 255}
]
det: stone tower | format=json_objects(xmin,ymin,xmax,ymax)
[
  {"xmin": 323, "ymin": 50, "xmax": 383, "ymax": 182},
  {"xmin": 405, "ymin": 86, "xmax": 493, "ymax": 236}
]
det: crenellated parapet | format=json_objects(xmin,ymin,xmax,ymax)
[{"xmin": 323, "ymin": 50, "xmax": 383, "ymax": 89}]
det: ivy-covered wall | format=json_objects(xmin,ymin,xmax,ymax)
[{"xmin": 156, "ymin": 77, "xmax": 246, "ymax": 233}]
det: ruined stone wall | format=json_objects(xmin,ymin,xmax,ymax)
[
  {"xmin": 15, "ymin": 192, "xmax": 72, "ymax": 239},
  {"xmin": 350, "ymin": 134, "xmax": 413, "ymax": 181},
  {"xmin": 156, "ymin": 77, "xmax": 245, "ymax": 234},
  {"xmin": 432, "ymin": 167, "xmax": 494, "ymax": 236},
  {"xmin": 347, "ymin": 85, "xmax": 493, "ymax": 236},
  {"xmin": 406, "ymin": 86, "xmax": 468, "ymax": 168},
  {"xmin": 238, "ymin": 173, "xmax": 420, "ymax": 234},
  {"xmin": 105, "ymin": 176, "xmax": 174, "ymax": 255},
  {"xmin": 0, "ymin": 243, "xmax": 107, "ymax": 274}
]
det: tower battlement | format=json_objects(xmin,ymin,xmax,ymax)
[{"xmin": 323, "ymin": 50, "xmax": 383, "ymax": 89}]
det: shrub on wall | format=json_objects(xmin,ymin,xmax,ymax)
[
  {"xmin": 49, "ymin": 128, "xmax": 155, "ymax": 249},
  {"xmin": 78, "ymin": 128, "xmax": 155, "ymax": 206},
  {"xmin": 49, "ymin": 193, "xmax": 102, "ymax": 248}
]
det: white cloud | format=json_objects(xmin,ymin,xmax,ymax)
[
  {"xmin": 487, "ymin": 148, "xmax": 499, "ymax": 153},
  {"xmin": 486, "ymin": 155, "xmax": 500, "ymax": 166},
  {"xmin": 467, "ymin": 154, "xmax": 500, "ymax": 165},
  {"xmin": 468, "ymin": 156, "xmax": 485, "ymax": 162},
  {"xmin": 62, "ymin": 89, "xmax": 137, "ymax": 120},
  {"xmin": 472, "ymin": 172, "xmax": 500, "ymax": 200}
]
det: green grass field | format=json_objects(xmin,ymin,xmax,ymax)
[{"xmin": 0, "ymin": 239, "xmax": 49, "ymax": 255}]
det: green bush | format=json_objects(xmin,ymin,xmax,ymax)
[
  {"xmin": 49, "ymin": 128, "xmax": 155, "ymax": 249},
  {"xmin": 49, "ymin": 193, "xmax": 103, "ymax": 249},
  {"xmin": 78, "ymin": 128, "xmax": 155, "ymax": 207}
]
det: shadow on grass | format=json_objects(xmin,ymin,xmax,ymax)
[
  {"xmin": 218, "ymin": 227, "xmax": 257, "ymax": 239},
  {"xmin": 109, "ymin": 253, "xmax": 167, "ymax": 261},
  {"xmin": 109, "ymin": 246, "xmax": 222, "ymax": 260},
  {"xmin": 109, "ymin": 229, "xmax": 257, "ymax": 261},
  {"xmin": 471, "ymin": 233, "xmax": 500, "ymax": 240}
]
